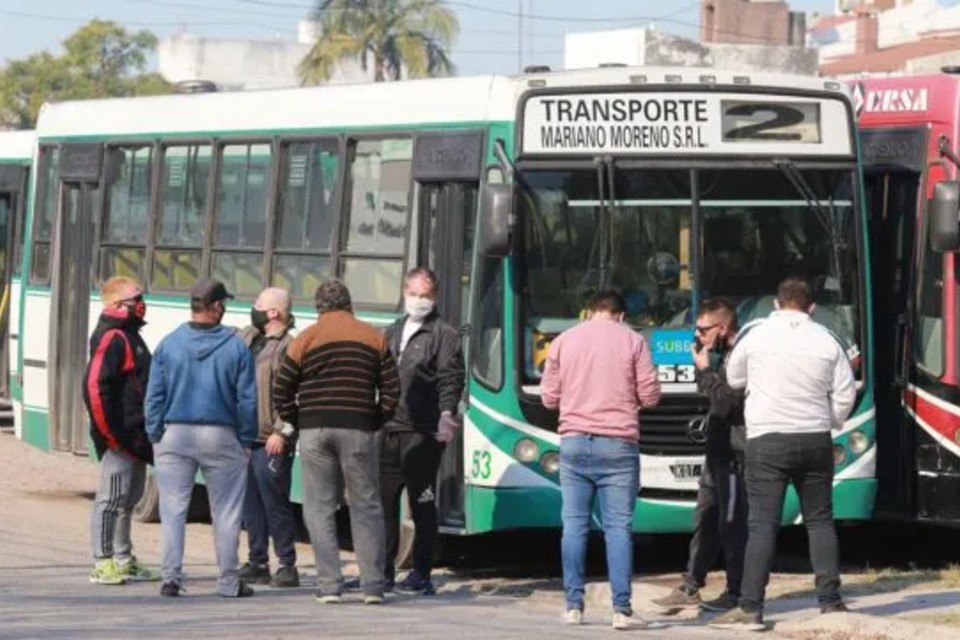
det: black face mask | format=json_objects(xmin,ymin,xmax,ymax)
[{"xmin": 251, "ymin": 308, "xmax": 270, "ymax": 331}]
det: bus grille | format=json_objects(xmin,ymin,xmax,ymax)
[{"xmin": 639, "ymin": 402, "xmax": 708, "ymax": 456}]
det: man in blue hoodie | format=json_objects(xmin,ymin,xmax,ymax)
[{"xmin": 145, "ymin": 278, "xmax": 258, "ymax": 599}]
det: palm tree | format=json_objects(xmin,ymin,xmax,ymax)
[{"xmin": 298, "ymin": 0, "xmax": 459, "ymax": 85}]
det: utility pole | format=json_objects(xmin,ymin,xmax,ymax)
[{"xmin": 518, "ymin": 0, "xmax": 523, "ymax": 72}]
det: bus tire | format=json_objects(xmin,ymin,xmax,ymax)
[{"xmin": 133, "ymin": 473, "xmax": 160, "ymax": 523}]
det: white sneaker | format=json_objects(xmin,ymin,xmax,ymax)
[
  {"xmin": 563, "ymin": 609, "xmax": 584, "ymax": 625},
  {"xmin": 612, "ymin": 611, "xmax": 647, "ymax": 630}
]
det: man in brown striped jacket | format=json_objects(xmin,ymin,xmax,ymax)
[{"xmin": 273, "ymin": 279, "xmax": 400, "ymax": 605}]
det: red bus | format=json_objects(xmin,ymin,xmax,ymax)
[{"xmin": 854, "ymin": 71, "xmax": 960, "ymax": 525}]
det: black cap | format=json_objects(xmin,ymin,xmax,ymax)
[{"xmin": 190, "ymin": 278, "xmax": 234, "ymax": 305}]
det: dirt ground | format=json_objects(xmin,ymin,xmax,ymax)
[{"xmin": 1, "ymin": 431, "xmax": 958, "ymax": 639}]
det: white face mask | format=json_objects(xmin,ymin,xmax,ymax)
[{"xmin": 404, "ymin": 295, "xmax": 435, "ymax": 321}]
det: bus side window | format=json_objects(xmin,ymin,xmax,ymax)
[
  {"xmin": 29, "ymin": 146, "xmax": 60, "ymax": 285},
  {"xmin": 339, "ymin": 137, "xmax": 412, "ymax": 308},
  {"xmin": 152, "ymin": 144, "xmax": 211, "ymax": 292},
  {"xmin": 99, "ymin": 145, "xmax": 152, "ymax": 283},
  {"xmin": 211, "ymin": 142, "xmax": 273, "ymax": 298},
  {"xmin": 916, "ymin": 216, "xmax": 944, "ymax": 377},
  {"xmin": 271, "ymin": 139, "xmax": 338, "ymax": 300}
]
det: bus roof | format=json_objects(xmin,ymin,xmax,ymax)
[
  {"xmin": 852, "ymin": 73, "xmax": 960, "ymax": 128},
  {"xmin": 0, "ymin": 130, "xmax": 35, "ymax": 161},
  {"xmin": 35, "ymin": 67, "xmax": 849, "ymax": 140}
]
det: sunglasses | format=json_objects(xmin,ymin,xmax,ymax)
[
  {"xmin": 694, "ymin": 323, "xmax": 720, "ymax": 334},
  {"xmin": 118, "ymin": 294, "xmax": 144, "ymax": 304}
]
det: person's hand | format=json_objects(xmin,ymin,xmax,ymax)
[
  {"xmin": 265, "ymin": 433, "xmax": 286, "ymax": 455},
  {"xmin": 435, "ymin": 412, "xmax": 459, "ymax": 443},
  {"xmin": 691, "ymin": 343, "xmax": 710, "ymax": 371}
]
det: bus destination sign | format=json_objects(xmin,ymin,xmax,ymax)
[{"xmin": 521, "ymin": 92, "xmax": 851, "ymax": 157}]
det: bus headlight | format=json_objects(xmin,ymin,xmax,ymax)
[
  {"xmin": 833, "ymin": 445, "xmax": 847, "ymax": 466},
  {"xmin": 848, "ymin": 430, "xmax": 870, "ymax": 455},
  {"xmin": 514, "ymin": 438, "xmax": 539, "ymax": 463},
  {"xmin": 540, "ymin": 451, "xmax": 560, "ymax": 475}
]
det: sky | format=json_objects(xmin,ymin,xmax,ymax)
[{"xmin": 0, "ymin": 0, "xmax": 852, "ymax": 76}]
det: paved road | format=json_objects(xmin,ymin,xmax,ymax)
[{"xmin": 0, "ymin": 433, "xmax": 742, "ymax": 639}]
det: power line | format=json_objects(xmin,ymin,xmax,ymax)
[{"xmin": 0, "ymin": 8, "xmax": 295, "ymax": 33}]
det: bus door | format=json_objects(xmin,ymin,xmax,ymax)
[
  {"xmin": 0, "ymin": 164, "xmax": 28, "ymax": 407},
  {"xmin": 860, "ymin": 128, "xmax": 926, "ymax": 519},
  {"xmin": 412, "ymin": 130, "xmax": 484, "ymax": 530},
  {"xmin": 48, "ymin": 144, "xmax": 101, "ymax": 455}
]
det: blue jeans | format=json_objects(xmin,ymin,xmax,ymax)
[
  {"xmin": 560, "ymin": 434, "xmax": 640, "ymax": 614},
  {"xmin": 243, "ymin": 444, "xmax": 297, "ymax": 568}
]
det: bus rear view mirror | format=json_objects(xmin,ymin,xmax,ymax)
[
  {"xmin": 480, "ymin": 183, "xmax": 512, "ymax": 257},
  {"xmin": 931, "ymin": 181, "xmax": 960, "ymax": 252}
]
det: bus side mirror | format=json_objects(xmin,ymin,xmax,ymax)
[
  {"xmin": 931, "ymin": 181, "xmax": 960, "ymax": 252},
  {"xmin": 479, "ymin": 183, "xmax": 512, "ymax": 257}
]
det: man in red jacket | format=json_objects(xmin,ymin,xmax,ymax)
[{"xmin": 83, "ymin": 276, "xmax": 158, "ymax": 585}]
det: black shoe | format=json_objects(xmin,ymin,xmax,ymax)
[
  {"xmin": 160, "ymin": 582, "xmax": 182, "ymax": 597},
  {"xmin": 229, "ymin": 581, "xmax": 255, "ymax": 598},
  {"xmin": 238, "ymin": 562, "xmax": 271, "ymax": 585},
  {"xmin": 271, "ymin": 566, "xmax": 300, "ymax": 588},
  {"xmin": 343, "ymin": 577, "xmax": 361, "ymax": 591},
  {"xmin": 395, "ymin": 571, "xmax": 436, "ymax": 596},
  {"xmin": 700, "ymin": 591, "xmax": 740, "ymax": 613},
  {"xmin": 708, "ymin": 606, "xmax": 765, "ymax": 632},
  {"xmin": 384, "ymin": 578, "xmax": 395, "ymax": 593},
  {"xmin": 820, "ymin": 601, "xmax": 848, "ymax": 614}
]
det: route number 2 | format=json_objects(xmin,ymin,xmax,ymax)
[{"xmin": 471, "ymin": 450, "xmax": 492, "ymax": 479}]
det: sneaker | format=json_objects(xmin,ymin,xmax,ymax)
[
  {"xmin": 160, "ymin": 582, "xmax": 183, "ymax": 597},
  {"xmin": 315, "ymin": 593, "xmax": 342, "ymax": 604},
  {"xmin": 271, "ymin": 565, "xmax": 300, "ymax": 588},
  {"xmin": 708, "ymin": 606, "xmax": 766, "ymax": 632},
  {"xmin": 395, "ymin": 571, "xmax": 436, "ymax": 596},
  {"xmin": 820, "ymin": 601, "xmax": 849, "ymax": 614},
  {"xmin": 612, "ymin": 611, "xmax": 648, "ymax": 631},
  {"xmin": 231, "ymin": 581, "xmax": 255, "ymax": 598},
  {"xmin": 700, "ymin": 591, "xmax": 740, "ymax": 613},
  {"xmin": 90, "ymin": 558, "xmax": 126, "ymax": 585},
  {"xmin": 237, "ymin": 562, "xmax": 272, "ymax": 585},
  {"xmin": 343, "ymin": 577, "xmax": 361, "ymax": 591},
  {"xmin": 117, "ymin": 557, "xmax": 160, "ymax": 582},
  {"xmin": 563, "ymin": 608, "xmax": 584, "ymax": 625},
  {"xmin": 363, "ymin": 593, "xmax": 385, "ymax": 605},
  {"xmin": 385, "ymin": 578, "xmax": 395, "ymax": 593},
  {"xmin": 652, "ymin": 585, "xmax": 701, "ymax": 612}
]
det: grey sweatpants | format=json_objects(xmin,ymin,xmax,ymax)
[
  {"xmin": 90, "ymin": 449, "xmax": 147, "ymax": 562},
  {"xmin": 155, "ymin": 423, "xmax": 248, "ymax": 596},
  {"xmin": 300, "ymin": 428, "xmax": 385, "ymax": 597}
]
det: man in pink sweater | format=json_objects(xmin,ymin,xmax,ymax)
[{"xmin": 541, "ymin": 291, "xmax": 661, "ymax": 630}]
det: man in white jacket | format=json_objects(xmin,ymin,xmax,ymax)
[{"xmin": 710, "ymin": 277, "xmax": 856, "ymax": 632}]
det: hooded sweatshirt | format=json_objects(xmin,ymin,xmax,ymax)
[{"xmin": 145, "ymin": 323, "xmax": 258, "ymax": 447}]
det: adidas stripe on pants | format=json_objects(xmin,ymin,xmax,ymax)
[{"xmin": 90, "ymin": 449, "xmax": 147, "ymax": 562}]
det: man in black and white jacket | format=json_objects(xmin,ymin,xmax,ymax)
[{"xmin": 380, "ymin": 267, "xmax": 465, "ymax": 596}]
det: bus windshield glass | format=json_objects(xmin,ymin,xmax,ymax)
[{"xmin": 519, "ymin": 165, "xmax": 861, "ymax": 385}]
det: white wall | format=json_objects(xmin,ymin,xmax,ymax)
[
  {"xmin": 564, "ymin": 29, "xmax": 648, "ymax": 69},
  {"xmin": 158, "ymin": 34, "xmax": 375, "ymax": 90}
]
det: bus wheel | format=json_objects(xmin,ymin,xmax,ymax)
[
  {"xmin": 395, "ymin": 488, "xmax": 415, "ymax": 570},
  {"xmin": 133, "ymin": 473, "xmax": 160, "ymax": 523}
]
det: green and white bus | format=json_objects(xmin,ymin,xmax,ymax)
[
  {"xmin": 0, "ymin": 130, "xmax": 33, "ymax": 431},
  {"xmin": 15, "ymin": 66, "xmax": 875, "ymax": 549}
]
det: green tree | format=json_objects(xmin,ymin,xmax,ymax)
[
  {"xmin": 0, "ymin": 20, "xmax": 171, "ymax": 129},
  {"xmin": 298, "ymin": 0, "xmax": 459, "ymax": 85}
]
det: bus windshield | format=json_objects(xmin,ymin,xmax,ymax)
[{"xmin": 519, "ymin": 165, "xmax": 861, "ymax": 384}]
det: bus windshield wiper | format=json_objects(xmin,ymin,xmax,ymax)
[{"xmin": 773, "ymin": 159, "xmax": 845, "ymax": 296}]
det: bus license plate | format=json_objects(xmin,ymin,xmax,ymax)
[{"xmin": 669, "ymin": 463, "xmax": 702, "ymax": 480}]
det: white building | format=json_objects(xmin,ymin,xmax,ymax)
[{"xmin": 158, "ymin": 20, "xmax": 374, "ymax": 91}]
